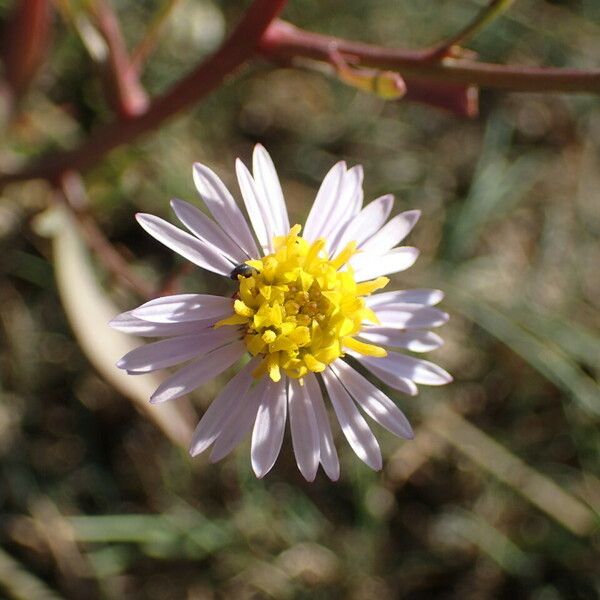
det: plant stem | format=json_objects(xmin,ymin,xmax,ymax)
[
  {"xmin": 89, "ymin": 0, "xmax": 149, "ymax": 118},
  {"xmin": 130, "ymin": 0, "xmax": 183, "ymax": 73},
  {"xmin": 0, "ymin": 0, "xmax": 288, "ymax": 186},
  {"xmin": 2, "ymin": 4, "xmax": 599, "ymax": 187},
  {"xmin": 60, "ymin": 172, "xmax": 155, "ymax": 298},
  {"xmin": 260, "ymin": 20, "xmax": 600, "ymax": 92},
  {"xmin": 425, "ymin": 0, "xmax": 516, "ymax": 59}
]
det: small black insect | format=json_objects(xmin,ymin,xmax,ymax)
[{"xmin": 230, "ymin": 263, "xmax": 257, "ymax": 280}]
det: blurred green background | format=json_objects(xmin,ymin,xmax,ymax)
[{"xmin": 0, "ymin": 0, "xmax": 599, "ymax": 598}]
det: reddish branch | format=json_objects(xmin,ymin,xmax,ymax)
[
  {"xmin": 260, "ymin": 20, "xmax": 600, "ymax": 93},
  {"xmin": 1, "ymin": 0, "xmax": 52, "ymax": 100},
  {"xmin": 89, "ymin": 0, "xmax": 149, "ymax": 118},
  {"xmin": 0, "ymin": 0, "xmax": 288, "ymax": 185},
  {"xmin": 1, "ymin": 5, "xmax": 599, "ymax": 187}
]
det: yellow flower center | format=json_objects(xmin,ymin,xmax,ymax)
[{"xmin": 216, "ymin": 225, "xmax": 389, "ymax": 382}]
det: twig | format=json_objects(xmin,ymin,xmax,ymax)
[
  {"xmin": 130, "ymin": 0, "xmax": 183, "ymax": 73},
  {"xmin": 425, "ymin": 0, "xmax": 516, "ymax": 60},
  {"xmin": 60, "ymin": 172, "xmax": 155, "ymax": 298},
  {"xmin": 1, "ymin": 0, "xmax": 52, "ymax": 100},
  {"xmin": 259, "ymin": 20, "xmax": 600, "ymax": 92},
  {"xmin": 88, "ymin": 0, "xmax": 149, "ymax": 118},
  {"xmin": 0, "ymin": 0, "xmax": 288, "ymax": 186},
  {"xmin": 1, "ymin": 3, "xmax": 599, "ymax": 187}
]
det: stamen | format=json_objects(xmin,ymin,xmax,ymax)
[{"xmin": 220, "ymin": 225, "xmax": 389, "ymax": 381}]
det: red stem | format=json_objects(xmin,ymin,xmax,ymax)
[
  {"xmin": 2, "ymin": 6, "xmax": 599, "ymax": 187},
  {"xmin": 90, "ymin": 0, "xmax": 149, "ymax": 118},
  {"xmin": 260, "ymin": 20, "xmax": 600, "ymax": 92},
  {"xmin": 0, "ymin": 0, "xmax": 288, "ymax": 185},
  {"xmin": 1, "ymin": 0, "xmax": 52, "ymax": 99}
]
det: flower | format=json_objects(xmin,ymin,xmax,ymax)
[{"xmin": 111, "ymin": 145, "xmax": 451, "ymax": 480}]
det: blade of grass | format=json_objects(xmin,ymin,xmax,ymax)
[
  {"xmin": 0, "ymin": 546, "xmax": 64, "ymax": 600},
  {"xmin": 445, "ymin": 114, "xmax": 542, "ymax": 261},
  {"xmin": 511, "ymin": 308, "xmax": 600, "ymax": 372},
  {"xmin": 436, "ymin": 508, "xmax": 533, "ymax": 576},
  {"xmin": 423, "ymin": 402, "xmax": 598, "ymax": 536},
  {"xmin": 448, "ymin": 287, "xmax": 600, "ymax": 417},
  {"xmin": 67, "ymin": 512, "xmax": 234, "ymax": 558}
]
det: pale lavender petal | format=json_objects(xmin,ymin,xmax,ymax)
[
  {"xmin": 367, "ymin": 289, "xmax": 445, "ymax": 307},
  {"xmin": 252, "ymin": 144, "xmax": 290, "ymax": 235},
  {"xmin": 149, "ymin": 340, "xmax": 245, "ymax": 403},
  {"xmin": 359, "ymin": 210, "xmax": 421, "ymax": 255},
  {"xmin": 361, "ymin": 351, "xmax": 452, "ymax": 386},
  {"xmin": 322, "ymin": 368, "xmax": 382, "ymax": 470},
  {"xmin": 322, "ymin": 165, "xmax": 364, "ymax": 248},
  {"xmin": 251, "ymin": 378, "xmax": 287, "ymax": 478},
  {"xmin": 189, "ymin": 358, "xmax": 258, "ymax": 457},
  {"xmin": 303, "ymin": 161, "xmax": 346, "ymax": 242},
  {"xmin": 351, "ymin": 354, "xmax": 418, "ymax": 396},
  {"xmin": 109, "ymin": 311, "xmax": 219, "ymax": 337},
  {"xmin": 331, "ymin": 194, "xmax": 394, "ymax": 256},
  {"xmin": 305, "ymin": 373, "xmax": 339, "ymax": 481},
  {"xmin": 209, "ymin": 376, "xmax": 267, "ymax": 463},
  {"xmin": 236, "ymin": 159, "xmax": 277, "ymax": 254},
  {"xmin": 136, "ymin": 213, "xmax": 233, "ymax": 275},
  {"xmin": 170, "ymin": 199, "xmax": 248, "ymax": 263},
  {"xmin": 330, "ymin": 360, "xmax": 413, "ymax": 439},
  {"xmin": 352, "ymin": 247, "xmax": 420, "ymax": 281},
  {"xmin": 288, "ymin": 378, "xmax": 320, "ymax": 481},
  {"xmin": 359, "ymin": 328, "xmax": 444, "ymax": 352},
  {"xmin": 370, "ymin": 305, "xmax": 449, "ymax": 329},
  {"xmin": 117, "ymin": 328, "xmax": 240, "ymax": 373},
  {"xmin": 131, "ymin": 294, "xmax": 233, "ymax": 324},
  {"xmin": 192, "ymin": 162, "xmax": 259, "ymax": 258}
]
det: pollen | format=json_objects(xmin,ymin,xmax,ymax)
[{"xmin": 216, "ymin": 225, "xmax": 389, "ymax": 381}]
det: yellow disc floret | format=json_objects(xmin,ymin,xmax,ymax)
[{"xmin": 216, "ymin": 225, "xmax": 389, "ymax": 382}]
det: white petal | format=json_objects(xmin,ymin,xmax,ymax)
[
  {"xmin": 209, "ymin": 376, "xmax": 267, "ymax": 462},
  {"xmin": 352, "ymin": 354, "xmax": 418, "ymax": 396},
  {"xmin": 362, "ymin": 352, "xmax": 452, "ymax": 386},
  {"xmin": 189, "ymin": 358, "xmax": 257, "ymax": 457},
  {"xmin": 192, "ymin": 162, "xmax": 259, "ymax": 258},
  {"xmin": 331, "ymin": 360, "xmax": 413, "ymax": 439},
  {"xmin": 370, "ymin": 305, "xmax": 449, "ymax": 330},
  {"xmin": 367, "ymin": 289, "xmax": 445, "ymax": 307},
  {"xmin": 109, "ymin": 311, "xmax": 219, "ymax": 337},
  {"xmin": 131, "ymin": 294, "xmax": 233, "ymax": 324},
  {"xmin": 359, "ymin": 210, "xmax": 421, "ymax": 255},
  {"xmin": 252, "ymin": 144, "xmax": 290, "ymax": 235},
  {"xmin": 330, "ymin": 194, "xmax": 394, "ymax": 256},
  {"xmin": 251, "ymin": 378, "xmax": 287, "ymax": 478},
  {"xmin": 236, "ymin": 159, "xmax": 277, "ymax": 254},
  {"xmin": 149, "ymin": 340, "xmax": 245, "ymax": 403},
  {"xmin": 352, "ymin": 247, "xmax": 420, "ymax": 281},
  {"xmin": 116, "ymin": 328, "xmax": 239, "ymax": 373},
  {"xmin": 360, "ymin": 328, "xmax": 444, "ymax": 352},
  {"xmin": 170, "ymin": 199, "xmax": 248, "ymax": 263},
  {"xmin": 322, "ymin": 165, "xmax": 364, "ymax": 249},
  {"xmin": 303, "ymin": 161, "xmax": 346, "ymax": 242},
  {"xmin": 136, "ymin": 213, "xmax": 233, "ymax": 276},
  {"xmin": 305, "ymin": 373, "xmax": 339, "ymax": 481},
  {"xmin": 288, "ymin": 378, "xmax": 320, "ymax": 481},
  {"xmin": 322, "ymin": 368, "xmax": 382, "ymax": 470}
]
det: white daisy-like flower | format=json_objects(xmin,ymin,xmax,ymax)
[{"xmin": 111, "ymin": 145, "xmax": 451, "ymax": 480}]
